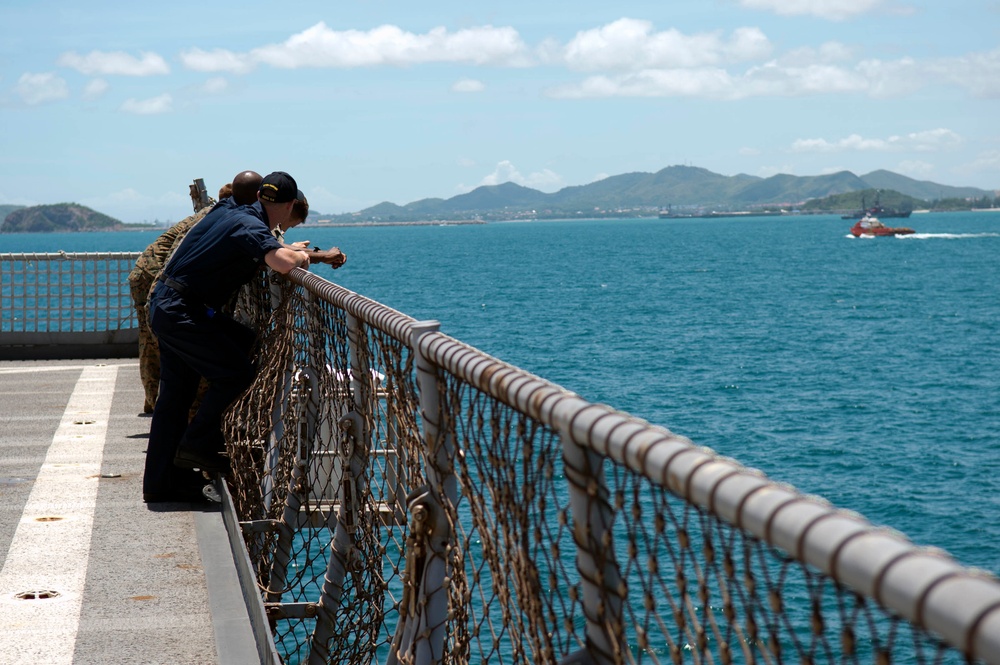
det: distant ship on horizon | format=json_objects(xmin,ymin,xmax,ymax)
[{"xmin": 841, "ymin": 190, "xmax": 912, "ymax": 220}]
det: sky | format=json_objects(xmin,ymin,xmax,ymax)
[{"xmin": 1, "ymin": 0, "xmax": 998, "ymax": 223}]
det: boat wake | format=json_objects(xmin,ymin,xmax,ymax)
[
  {"xmin": 897, "ymin": 232, "xmax": 1000, "ymax": 240},
  {"xmin": 846, "ymin": 232, "xmax": 1000, "ymax": 240}
]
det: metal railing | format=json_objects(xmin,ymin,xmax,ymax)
[
  {"xmin": 0, "ymin": 251, "xmax": 139, "ymax": 359},
  {"xmin": 218, "ymin": 268, "xmax": 1000, "ymax": 665},
  {"xmin": 4, "ymin": 252, "xmax": 997, "ymax": 663}
]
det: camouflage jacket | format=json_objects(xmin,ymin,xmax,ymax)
[{"xmin": 129, "ymin": 204, "xmax": 214, "ymax": 290}]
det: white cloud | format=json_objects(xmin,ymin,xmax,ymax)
[
  {"xmin": 956, "ymin": 151, "xmax": 1000, "ymax": 180},
  {"xmin": 200, "ymin": 77, "xmax": 229, "ymax": 94},
  {"xmin": 547, "ymin": 47, "xmax": 998, "ymax": 100},
  {"xmin": 452, "ymin": 78, "xmax": 485, "ymax": 93},
  {"xmin": 180, "ymin": 22, "xmax": 531, "ymax": 73},
  {"xmin": 542, "ymin": 17, "xmax": 1000, "ymax": 101},
  {"xmin": 57, "ymin": 50, "xmax": 169, "ymax": 76},
  {"xmin": 475, "ymin": 160, "xmax": 564, "ymax": 191},
  {"xmin": 120, "ymin": 93, "xmax": 173, "ymax": 115},
  {"xmin": 81, "ymin": 188, "xmax": 191, "ymax": 224},
  {"xmin": 14, "ymin": 72, "xmax": 69, "ymax": 105},
  {"xmin": 741, "ymin": 61, "xmax": 869, "ymax": 96},
  {"xmin": 791, "ymin": 129, "xmax": 962, "ymax": 153},
  {"xmin": 559, "ymin": 19, "xmax": 771, "ymax": 71},
  {"xmin": 927, "ymin": 47, "xmax": 1000, "ymax": 99},
  {"xmin": 853, "ymin": 57, "xmax": 923, "ymax": 97},
  {"xmin": 165, "ymin": 18, "xmax": 999, "ymax": 105},
  {"xmin": 82, "ymin": 78, "xmax": 109, "ymax": 100},
  {"xmin": 102, "ymin": 187, "xmax": 146, "ymax": 204},
  {"xmin": 548, "ymin": 67, "xmax": 743, "ymax": 100},
  {"xmin": 179, "ymin": 48, "xmax": 255, "ymax": 74},
  {"xmin": 299, "ymin": 185, "xmax": 345, "ymax": 213},
  {"xmin": 737, "ymin": 0, "xmax": 889, "ymax": 21},
  {"xmin": 457, "ymin": 157, "xmax": 477, "ymax": 168},
  {"xmin": 0, "ymin": 192, "xmax": 37, "ymax": 206},
  {"xmin": 901, "ymin": 129, "xmax": 963, "ymax": 151},
  {"xmin": 894, "ymin": 160, "xmax": 934, "ymax": 178},
  {"xmin": 774, "ymin": 42, "xmax": 856, "ymax": 67}
]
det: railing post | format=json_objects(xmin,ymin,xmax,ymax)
[
  {"xmin": 259, "ymin": 280, "xmax": 308, "ymax": 608},
  {"xmin": 265, "ymin": 370, "xmax": 317, "ymax": 607},
  {"xmin": 388, "ymin": 320, "xmax": 455, "ymax": 665},
  {"xmin": 308, "ymin": 310, "xmax": 376, "ymax": 664},
  {"xmin": 559, "ymin": 423, "xmax": 624, "ymax": 665}
]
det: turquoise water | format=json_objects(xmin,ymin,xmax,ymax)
[{"xmin": 4, "ymin": 213, "xmax": 998, "ymax": 576}]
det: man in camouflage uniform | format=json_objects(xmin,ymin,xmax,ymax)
[
  {"xmin": 128, "ymin": 172, "xmax": 262, "ymax": 412},
  {"xmin": 129, "ymin": 205, "xmax": 214, "ymax": 412}
]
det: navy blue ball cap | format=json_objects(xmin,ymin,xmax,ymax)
[{"xmin": 259, "ymin": 171, "xmax": 298, "ymax": 203}]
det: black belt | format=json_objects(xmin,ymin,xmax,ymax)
[
  {"xmin": 158, "ymin": 275, "xmax": 189, "ymax": 295},
  {"xmin": 157, "ymin": 274, "xmax": 219, "ymax": 318}
]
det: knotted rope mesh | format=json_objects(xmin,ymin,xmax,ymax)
[
  {"xmin": 219, "ymin": 270, "xmax": 990, "ymax": 665},
  {"xmin": 225, "ymin": 272, "xmax": 422, "ymax": 664}
]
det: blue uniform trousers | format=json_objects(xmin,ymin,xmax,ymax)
[{"xmin": 142, "ymin": 283, "xmax": 256, "ymax": 495}]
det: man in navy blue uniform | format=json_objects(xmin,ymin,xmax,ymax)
[{"xmin": 143, "ymin": 171, "xmax": 315, "ymax": 503}]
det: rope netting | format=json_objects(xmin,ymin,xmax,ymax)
[
  {"xmin": 607, "ymin": 466, "xmax": 961, "ymax": 664},
  {"xmin": 225, "ymin": 272, "xmax": 424, "ymax": 664},
  {"xmin": 219, "ymin": 269, "xmax": 998, "ymax": 665}
]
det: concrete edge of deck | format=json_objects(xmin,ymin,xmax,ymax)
[
  {"xmin": 0, "ymin": 358, "xmax": 269, "ymax": 664},
  {"xmin": 196, "ymin": 502, "xmax": 267, "ymax": 665}
]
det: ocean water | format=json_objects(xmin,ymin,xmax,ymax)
[{"xmin": 4, "ymin": 212, "xmax": 999, "ymax": 576}]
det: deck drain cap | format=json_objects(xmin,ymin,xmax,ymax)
[
  {"xmin": 15, "ymin": 589, "xmax": 61, "ymax": 600},
  {"xmin": 0, "ymin": 477, "xmax": 29, "ymax": 486}
]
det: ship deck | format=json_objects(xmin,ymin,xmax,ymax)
[{"xmin": 0, "ymin": 357, "xmax": 257, "ymax": 665}]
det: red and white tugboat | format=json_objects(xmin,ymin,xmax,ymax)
[{"xmin": 850, "ymin": 212, "xmax": 915, "ymax": 237}]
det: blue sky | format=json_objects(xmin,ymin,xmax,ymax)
[{"xmin": 2, "ymin": 0, "xmax": 998, "ymax": 223}]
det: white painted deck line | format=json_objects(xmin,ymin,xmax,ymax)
[
  {"xmin": 0, "ymin": 362, "xmax": 137, "ymax": 375},
  {"xmin": 0, "ymin": 364, "xmax": 119, "ymax": 664}
]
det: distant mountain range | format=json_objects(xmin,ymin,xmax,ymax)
[
  {"xmin": 323, "ymin": 166, "xmax": 995, "ymax": 222},
  {"xmin": 3, "ymin": 166, "xmax": 995, "ymax": 232}
]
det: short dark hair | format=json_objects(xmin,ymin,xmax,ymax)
[
  {"xmin": 291, "ymin": 197, "xmax": 309, "ymax": 224},
  {"xmin": 231, "ymin": 171, "xmax": 262, "ymax": 205}
]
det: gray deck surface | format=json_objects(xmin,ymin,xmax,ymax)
[{"xmin": 0, "ymin": 358, "xmax": 259, "ymax": 665}]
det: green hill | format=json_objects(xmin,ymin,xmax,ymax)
[
  {"xmin": 860, "ymin": 170, "xmax": 987, "ymax": 200},
  {"xmin": 0, "ymin": 204, "xmax": 25, "ymax": 221},
  {"xmin": 799, "ymin": 188, "xmax": 922, "ymax": 213},
  {"xmin": 325, "ymin": 165, "xmax": 996, "ymax": 222},
  {"xmin": 1, "ymin": 203, "xmax": 124, "ymax": 233}
]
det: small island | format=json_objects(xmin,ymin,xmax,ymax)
[{"xmin": 1, "ymin": 203, "xmax": 134, "ymax": 233}]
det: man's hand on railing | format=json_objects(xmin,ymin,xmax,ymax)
[{"xmin": 308, "ymin": 247, "xmax": 347, "ymax": 269}]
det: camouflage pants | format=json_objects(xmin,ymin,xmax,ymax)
[
  {"xmin": 130, "ymin": 272, "xmax": 208, "ymax": 416},
  {"xmin": 129, "ymin": 272, "xmax": 159, "ymax": 413}
]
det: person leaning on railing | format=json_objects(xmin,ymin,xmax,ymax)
[
  {"xmin": 142, "ymin": 171, "xmax": 344, "ymax": 504},
  {"xmin": 271, "ymin": 193, "xmax": 347, "ymax": 268},
  {"xmin": 127, "ymin": 171, "xmax": 263, "ymax": 413},
  {"xmin": 128, "ymin": 193, "xmax": 214, "ymax": 413}
]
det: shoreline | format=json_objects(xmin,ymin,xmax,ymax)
[{"xmin": 309, "ymin": 219, "xmax": 487, "ymax": 228}]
